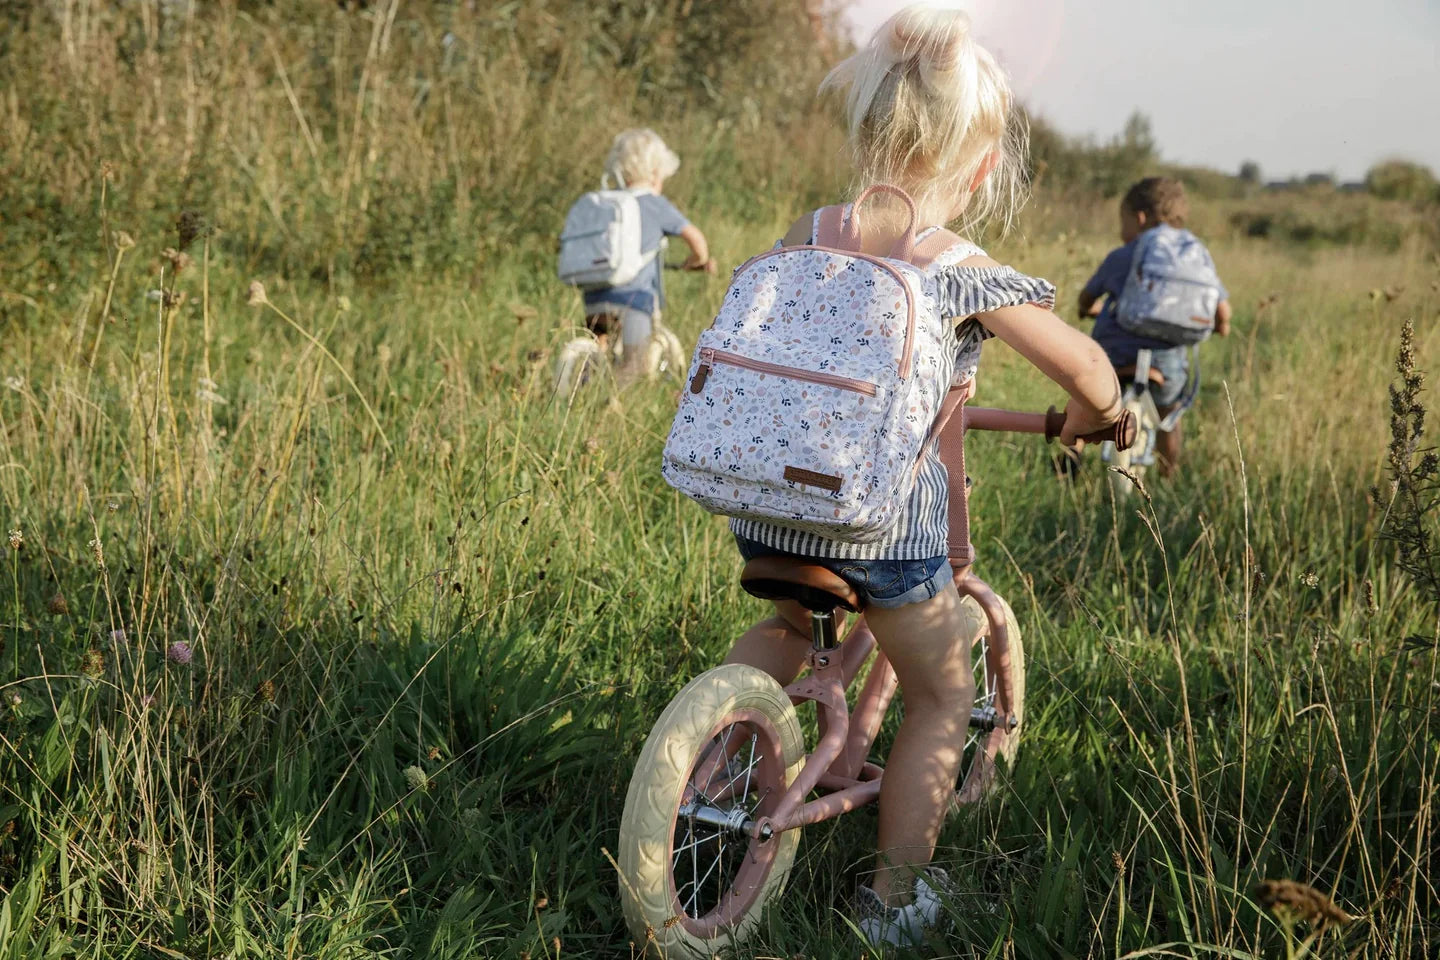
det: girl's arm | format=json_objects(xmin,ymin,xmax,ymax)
[
  {"xmin": 678, "ymin": 225, "xmax": 717, "ymax": 274},
  {"xmin": 961, "ymin": 255, "xmax": 1121, "ymax": 444}
]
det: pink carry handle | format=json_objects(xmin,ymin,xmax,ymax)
[{"xmin": 819, "ymin": 185, "xmax": 919, "ymax": 262}]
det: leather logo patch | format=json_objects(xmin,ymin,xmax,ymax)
[{"xmin": 784, "ymin": 466, "xmax": 842, "ymax": 492}]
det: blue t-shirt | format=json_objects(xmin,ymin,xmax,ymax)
[
  {"xmin": 1083, "ymin": 238, "xmax": 1228, "ymax": 367},
  {"xmin": 582, "ymin": 192, "xmax": 691, "ymax": 317}
]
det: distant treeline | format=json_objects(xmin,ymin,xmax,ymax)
[{"xmin": 1, "ymin": 0, "xmax": 1434, "ymax": 294}]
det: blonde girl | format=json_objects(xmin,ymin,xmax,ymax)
[{"xmin": 722, "ymin": 5, "xmax": 1121, "ymax": 947}]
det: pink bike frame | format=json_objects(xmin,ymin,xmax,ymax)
[{"xmin": 747, "ymin": 404, "xmax": 1050, "ymax": 841}]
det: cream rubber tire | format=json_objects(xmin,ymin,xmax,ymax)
[
  {"xmin": 956, "ymin": 593, "xmax": 1025, "ymax": 803},
  {"xmin": 618, "ymin": 664, "xmax": 805, "ymax": 957},
  {"xmin": 649, "ymin": 323, "xmax": 687, "ymax": 379}
]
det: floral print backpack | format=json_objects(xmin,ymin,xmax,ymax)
[{"xmin": 661, "ymin": 185, "xmax": 967, "ymax": 543}]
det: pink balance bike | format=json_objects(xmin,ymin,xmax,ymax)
[{"xmin": 617, "ymin": 403, "xmax": 1135, "ymax": 955}]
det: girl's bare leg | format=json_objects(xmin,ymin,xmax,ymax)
[
  {"xmin": 863, "ymin": 586, "xmax": 979, "ymax": 904},
  {"xmin": 725, "ymin": 600, "xmax": 813, "ymax": 685}
]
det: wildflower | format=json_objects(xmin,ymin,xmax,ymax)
[
  {"xmin": 47, "ymin": 593, "xmax": 68, "ymax": 616},
  {"xmin": 166, "ymin": 641, "xmax": 193, "ymax": 664},
  {"xmin": 7, "ymin": 530, "xmax": 21, "ymax": 550},
  {"xmin": 402, "ymin": 765, "xmax": 429, "ymax": 792},
  {"xmin": 338, "ymin": 295, "xmax": 353, "ymax": 313},
  {"xmin": 107, "ymin": 501, "xmax": 120, "ymax": 513},
  {"xmin": 1254, "ymin": 878, "xmax": 1354, "ymax": 931},
  {"xmin": 110, "ymin": 629, "xmax": 127, "ymax": 644},
  {"xmin": 140, "ymin": 694, "xmax": 155, "ymax": 709},
  {"xmin": 245, "ymin": 281, "xmax": 269, "ymax": 307},
  {"xmin": 1299, "ymin": 570, "xmax": 1320, "ymax": 588},
  {"xmin": 256, "ymin": 679, "xmax": 276, "ymax": 703},
  {"xmin": 113, "ymin": 231, "xmax": 135, "ymax": 251},
  {"xmin": 6, "ymin": 692, "xmax": 20, "ymax": 708},
  {"xmin": 89, "ymin": 537, "xmax": 105, "ymax": 568},
  {"xmin": 100, "ymin": 160, "xmax": 115, "ymax": 182},
  {"xmin": 460, "ymin": 807, "xmax": 484, "ymax": 829},
  {"xmin": 4, "ymin": 377, "xmax": 22, "ymax": 393},
  {"xmin": 195, "ymin": 388, "xmax": 228, "ymax": 405}
]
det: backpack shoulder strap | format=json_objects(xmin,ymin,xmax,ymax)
[
  {"xmin": 910, "ymin": 227, "xmax": 975, "ymax": 270},
  {"xmin": 814, "ymin": 204, "xmax": 847, "ymax": 247}
]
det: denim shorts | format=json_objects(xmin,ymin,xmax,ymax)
[
  {"xmin": 734, "ymin": 536, "xmax": 953, "ymax": 610},
  {"xmin": 1141, "ymin": 347, "xmax": 1190, "ymax": 407}
]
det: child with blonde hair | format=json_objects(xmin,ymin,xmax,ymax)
[
  {"xmin": 575, "ymin": 128, "xmax": 715, "ymax": 380},
  {"xmin": 717, "ymin": 5, "xmax": 1121, "ymax": 946}
]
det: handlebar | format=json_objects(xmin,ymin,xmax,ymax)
[{"xmin": 963, "ymin": 406, "xmax": 1136, "ymax": 450}]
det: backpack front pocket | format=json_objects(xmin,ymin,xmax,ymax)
[{"xmin": 668, "ymin": 348, "xmax": 886, "ymax": 508}]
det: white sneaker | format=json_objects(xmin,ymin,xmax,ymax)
[{"xmin": 856, "ymin": 867, "xmax": 951, "ymax": 948}]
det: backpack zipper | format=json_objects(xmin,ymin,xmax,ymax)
[{"xmin": 691, "ymin": 348, "xmax": 879, "ymax": 397}]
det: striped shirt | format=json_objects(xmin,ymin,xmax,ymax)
[{"xmin": 730, "ymin": 222, "xmax": 1056, "ymax": 560}]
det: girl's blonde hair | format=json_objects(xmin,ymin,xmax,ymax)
[
  {"xmin": 605, "ymin": 128, "xmax": 681, "ymax": 188},
  {"xmin": 821, "ymin": 5, "xmax": 1027, "ymax": 234}
]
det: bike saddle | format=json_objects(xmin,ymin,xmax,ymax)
[
  {"xmin": 1115, "ymin": 364, "xmax": 1165, "ymax": 386},
  {"xmin": 739, "ymin": 556, "xmax": 863, "ymax": 613}
]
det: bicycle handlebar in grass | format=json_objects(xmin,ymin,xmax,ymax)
[{"xmin": 963, "ymin": 406, "xmax": 1136, "ymax": 450}]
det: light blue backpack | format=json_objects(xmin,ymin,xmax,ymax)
[{"xmin": 1115, "ymin": 224, "xmax": 1222, "ymax": 345}]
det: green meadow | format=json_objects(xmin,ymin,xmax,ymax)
[{"xmin": 1, "ymin": 3, "xmax": 1436, "ymax": 957}]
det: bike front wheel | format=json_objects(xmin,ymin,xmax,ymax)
[
  {"xmin": 618, "ymin": 664, "xmax": 805, "ymax": 957},
  {"xmin": 1104, "ymin": 395, "xmax": 1149, "ymax": 501}
]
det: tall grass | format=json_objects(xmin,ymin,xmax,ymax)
[{"xmin": 2, "ymin": 2, "xmax": 1438, "ymax": 957}]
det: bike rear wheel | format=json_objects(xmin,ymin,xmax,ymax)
[
  {"xmin": 618, "ymin": 664, "xmax": 804, "ymax": 957},
  {"xmin": 956, "ymin": 593, "xmax": 1025, "ymax": 804}
]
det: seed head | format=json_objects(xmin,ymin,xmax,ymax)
[
  {"xmin": 175, "ymin": 210, "xmax": 213, "ymax": 249},
  {"xmin": 402, "ymin": 765, "xmax": 429, "ymax": 792},
  {"xmin": 80, "ymin": 648, "xmax": 104, "ymax": 678},
  {"xmin": 246, "ymin": 281, "xmax": 269, "ymax": 307},
  {"xmin": 161, "ymin": 248, "xmax": 193, "ymax": 274},
  {"xmin": 140, "ymin": 694, "xmax": 156, "ymax": 709},
  {"xmin": 7, "ymin": 530, "xmax": 21, "ymax": 551},
  {"xmin": 114, "ymin": 231, "xmax": 136, "ymax": 252},
  {"xmin": 89, "ymin": 537, "xmax": 105, "ymax": 568},
  {"xmin": 256, "ymin": 679, "xmax": 276, "ymax": 703},
  {"xmin": 1299, "ymin": 569, "xmax": 1320, "ymax": 589},
  {"xmin": 47, "ymin": 593, "xmax": 68, "ymax": 616},
  {"xmin": 166, "ymin": 640, "xmax": 193, "ymax": 665},
  {"xmin": 1254, "ymin": 878, "xmax": 1355, "ymax": 931}
]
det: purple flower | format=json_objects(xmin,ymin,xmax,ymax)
[
  {"xmin": 140, "ymin": 694, "xmax": 156, "ymax": 709},
  {"xmin": 166, "ymin": 641, "xmax": 193, "ymax": 664}
]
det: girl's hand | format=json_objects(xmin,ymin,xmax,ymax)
[
  {"xmin": 1059, "ymin": 397, "xmax": 1120, "ymax": 448},
  {"xmin": 683, "ymin": 255, "xmax": 717, "ymax": 275}
]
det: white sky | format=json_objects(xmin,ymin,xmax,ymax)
[{"xmin": 843, "ymin": 0, "xmax": 1440, "ymax": 182}]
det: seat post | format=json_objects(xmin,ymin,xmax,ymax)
[{"xmin": 810, "ymin": 609, "xmax": 838, "ymax": 651}]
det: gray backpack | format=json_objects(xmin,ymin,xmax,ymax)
[{"xmin": 1115, "ymin": 225, "xmax": 1222, "ymax": 345}]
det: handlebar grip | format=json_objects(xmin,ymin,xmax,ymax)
[{"xmin": 1044, "ymin": 406, "xmax": 1137, "ymax": 450}]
